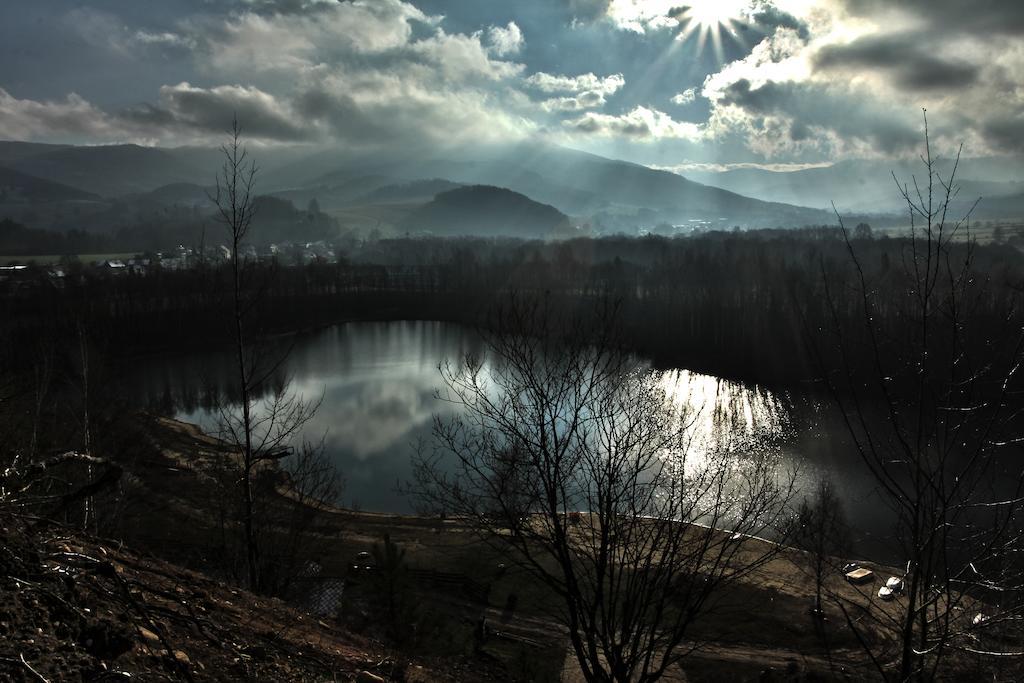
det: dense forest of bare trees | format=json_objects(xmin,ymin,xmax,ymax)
[{"xmin": 2, "ymin": 226, "xmax": 1020, "ymax": 392}]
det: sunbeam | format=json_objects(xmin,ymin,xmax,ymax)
[{"xmin": 674, "ymin": 0, "xmax": 750, "ymax": 61}]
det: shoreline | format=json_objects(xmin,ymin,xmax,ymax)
[{"xmin": 154, "ymin": 413, "xmax": 898, "ymax": 573}]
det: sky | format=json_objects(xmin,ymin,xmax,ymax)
[{"xmin": 0, "ymin": 0, "xmax": 1022, "ymax": 170}]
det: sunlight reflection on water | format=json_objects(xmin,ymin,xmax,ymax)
[
  {"xmin": 132, "ymin": 321, "xmax": 833, "ymax": 523},
  {"xmin": 657, "ymin": 368, "xmax": 793, "ymax": 469}
]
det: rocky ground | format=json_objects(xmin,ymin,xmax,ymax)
[{"xmin": 0, "ymin": 513, "xmax": 462, "ymax": 682}]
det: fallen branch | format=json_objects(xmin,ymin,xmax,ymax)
[{"xmin": 19, "ymin": 653, "xmax": 50, "ymax": 683}]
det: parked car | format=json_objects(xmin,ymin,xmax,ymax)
[{"xmin": 352, "ymin": 551, "xmax": 374, "ymax": 571}]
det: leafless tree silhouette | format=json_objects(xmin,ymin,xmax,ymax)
[
  {"xmin": 822, "ymin": 112, "xmax": 1024, "ymax": 680},
  {"xmin": 410, "ymin": 294, "xmax": 794, "ymax": 682},
  {"xmin": 209, "ymin": 118, "xmax": 339, "ymax": 594}
]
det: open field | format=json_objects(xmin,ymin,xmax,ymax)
[
  {"xmin": 875, "ymin": 221, "xmax": 1024, "ymax": 243},
  {"xmin": 327, "ymin": 202, "xmax": 422, "ymax": 235},
  {"xmin": 0, "ymin": 252, "xmax": 139, "ymax": 265}
]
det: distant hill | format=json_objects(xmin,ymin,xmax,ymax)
[
  {"xmin": 965, "ymin": 192, "xmax": 1024, "ymax": 220},
  {"xmin": 248, "ymin": 195, "xmax": 337, "ymax": 244},
  {"xmin": 402, "ymin": 185, "xmax": 572, "ymax": 238},
  {"xmin": 253, "ymin": 141, "xmax": 835, "ymax": 228},
  {"xmin": 0, "ymin": 139, "xmax": 844, "ymax": 231},
  {"xmin": 0, "ymin": 166, "xmax": 101, "ymax": 203},
  {"xmin": 687, "ymin": 157, "xmax": 1024, "ymax": 214},
  {"xmin": 0, "ymin": 141, "xmax": 73, "ymax": 165},
  {"xmin": 9, "ymin": 144, "xmax": 203, "ymax": 197},
  {"xmin": 324, "ymin": 143, "xmax": 834, "ymax": 227},
  {"xmin": 138, "ymin": 182, "xmax": 214, "ymax": 207},
  {"xmin": 353, "ymin": 179, "xmax": 464, "ymax": 205},
  {"xmin": 270, "ymin": 174, "xmax": 396, "ymax": 211},
  {"xmin": 478, "ymin": 144, "xmax": 834, "ymax": 226},
  {"xmin": 391, "ymin": 159, "xmax": 601, "ymax": 215}
]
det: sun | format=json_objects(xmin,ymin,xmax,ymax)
[
  {"xmin": 683, "ymin": 0, "xmax": 748, "ymax": 29},
  {"xmin": 674, "ymin": 0, "xmax": 751, "ymax": 61}
]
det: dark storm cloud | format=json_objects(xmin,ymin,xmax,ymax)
[
  {"xmin": 981, "ymin": 114, "xmax": 1024, "ymax": 154},
  {"xmin": 747, "ymin": 4, "xmax": 809, "ymax": 39},
  {"xmin": 719, "ymin": 78, "xmax": 921, "ymax": 153},
  {"xmin": 814, "ymin": 35, "xmax": 980, "ymax": 91},
  {"xmin": 291, "ymin": 88, "xmax": 400, "ymax": 143},
  {"xmin": 838, "ymin": 0, "xmax": 1024, "ymax": 36},
  {"xmin": 122, "ymin": 83, "xmax": 313, "ymax": 141}
]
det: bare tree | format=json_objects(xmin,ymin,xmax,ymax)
[
  {"xmin": 793, "ymin": 477, "xmax": 849, "ymax": 618},
  {"xmin": 823, "ymin": 112, "xmax": 1024, "ymax": 680},
  {"xmin": 410, "ymin": 295, "xmax": 794, "ymax": 682},
  {"xmin": 209, "ymin": 119, "xmax": 338, "ymax": 594},
  {"xmin": 0, "ymin": 331, "xmax": 124, "ymax": 524}
]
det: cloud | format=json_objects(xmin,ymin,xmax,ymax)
[
  {"xmin": 604, "ymin": 0, "xmax": 681, "ymax": 33},
  {"xmin": 541, "ymin": 91, "xmax": 608, "ymax": 112},
  {"xmin": 526, "ymin": 71, "xmax": 624, "ymax": 112},
  {"xmin": 63, "ymin": 7, "xmax": 196, "ymax": 57},
  {"xmin": 2, "ymin": 0, "xmax": 538, "ymax": 149},
  {"xmin": 197, "ymin": 0, "xmax": 437, "ymax": 78},
  {"xmin": 696, "ymin": 25, "xmax": 933, "ymax": 158},
  {"xmin": 238, "ymin": 0, "xmax": 346, "ymax": 12},
  {"xmin": 566, "ymin": 106, "xmax": 703, "ymax": 140},
  {"xmin": 747, "ymin": 2, "xmax": 809, "ymax": 39},
  {"xmin": 710, "ymin": 77, "xmax": 922, "ymax": 156},
  {"xmin": 411, "ymin": 29, "xmax": 525, "ymax": 82},
  {"xmin": 813, "ymin": 34, "xmax": 980, "ymax": 90},
  {"xmin": 525, "ymin": 72, "xmax": 625, "ymax": 95},
  {"xmin": 0, "ymin": 88, "xmax": 119, "ymax": 141},
  {"xmin": 981, "ymin": 112, "xmax": 1024, "ymax": 154},
  {"xmin": 672, "ymin": 88, "xmax": 697, "ymax": 105},
  {"xmin": 487, "ymin": 21, "xmax": 524, "ymax": 56},
  {"xmin": 655, "ymin": 160, "xmax": 832, "ymax": 173},
  {"xmin": 123, "ymin": 82, "xmax": 313, "ymax": 142},
  {"xmin": 290, "ymin": 69, "xmax": 535, "ymax": 149},
  {"xmin": 836, "ymin": 0, "xmax": 1024, "ymax": 36},
  {"xmin": 132, "ymin": 30, "xmax": 196, "ymax": 49},
  {"xmin": 692, "ymin": 2, "xmax": 1024, "ymax": 160},
  {"xmin": 0, "ymin": 83, "xmax": 316, "ymax": 145},
  {"xmin": 7, "ymin": 0, "xmax": 1024, "ymax": 166}
]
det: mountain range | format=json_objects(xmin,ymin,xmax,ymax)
[
  {"xmin": 0, "ymin": 165, "xmax": 101, "ymax": 203},
  {"xmin": 685, "ymin": 157, "xmax": 1024, "ymax": 217},
  {"xmin": 2, "ymin": 138, "xmax": 1021, "ymax": 245}
]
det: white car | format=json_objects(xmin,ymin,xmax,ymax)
[
  {"xmin": 885, "ymin": 576, "xmax": 905, "ymax": 593},
  {"xmin": 878, "ymin": 586, "xmax": 896, "ymax": 601}
]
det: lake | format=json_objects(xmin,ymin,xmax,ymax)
[{"xmin": 128, "ymin": 320, "xmax": 899, "ymax": 557}]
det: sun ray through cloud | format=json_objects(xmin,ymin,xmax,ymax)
[{"xmin": 673, "ymin": 0, "xmax": 751, "ymax": 62}]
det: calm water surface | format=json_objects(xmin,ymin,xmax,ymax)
[{"xmin": 128, "ymin": 321, "xmax": 894, "ymax": 554}]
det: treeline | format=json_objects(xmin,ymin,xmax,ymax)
[
  {"xmin": 0, "ymin": 195, "xmax": 338, "ymax": 256},
  {"xmin": 2, "ymin": 228, "xmax": 1022, "ymax": 389},
  {"xmin": 0, "ymin": 218, "xmax": 116, "ymax": 256}
]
